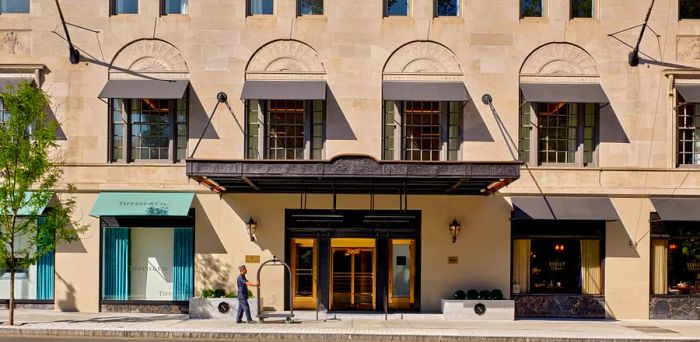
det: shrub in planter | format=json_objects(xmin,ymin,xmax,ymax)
[
  {"xmin": 479, "ymin": 290, "xmax": 491, "ymax": 300},
  {"xmin": 213, "ymin": 289, "xmax": 226, "ymax": 298},
  {"xmin": 491, "ymin": 289, "xmax": 504, "ymax": 300},
  {"xmin": 467, "ymin": 289, "xmax": 479, "ymax": 300},
  {"xmin": 201, "ymin": 288, "xmax": 214, "ymax": 298},
  {"xmin": 452, "ymin": 290, "xmax": 466, "ymax": 300}
]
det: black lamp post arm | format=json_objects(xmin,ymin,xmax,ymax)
[{"xmin": 629, "ymin": 0, "xmax": 655, "ymax": 67}]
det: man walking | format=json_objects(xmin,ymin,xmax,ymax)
[{"xmin": 236, "ymin": 264, "xmax": 258, "ymax": 323}]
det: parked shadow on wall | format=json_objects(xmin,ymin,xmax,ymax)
[
  {"xmin": 55, "ymin": 273, "xmax": 77, "ymax": 312},
  {"xmin": 195, "ymin": 254, "xmax": 232, "ymax": 292},
  {"xmin": 325, "ymin": 88, "xmax": 357, "ymax": 141},
  {"xmin": 56, "ymin": 220, "xmax": 88, "ymax": 254},
  {"xmin": 189, "ymin": 88, "xmax": 220, "ymax": 141},
  {"xmin": 463, "ymin": 99, "xmax": 494, "ymax": 142},
  {"xmin": 193, "ymin": 196, "xmax": 226, "ymax": 254},
  {"xmin": 605, "ymin": 220, "xmax": 640, "ymax": 258},
  {"xmin": 599, "ymin": 104, "xmax": 629, "ymax": 144},
  {"xmin": 221, "ymin": 195, "xmax": 286, "ymax": 261}
]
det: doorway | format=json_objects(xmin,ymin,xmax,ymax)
[{"xmin": 330, "ymin": 238, "xmax": 376, "ymax": 311}]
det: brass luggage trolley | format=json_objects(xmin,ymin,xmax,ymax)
[{"xmin": 256, "ymin": 256, "xmax": 295, "ymax": 323}]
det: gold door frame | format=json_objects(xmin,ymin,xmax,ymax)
[
  {"xmin": 388, "ymin": 239, "xmax": 415, "ymax": 310},
  {"xmin": 291, "ymin": 238, "xmax": 317, "ymax": 310},
  {"xmin": 329, "ymin": 238, "xmax": 376, "ymax": 310}
]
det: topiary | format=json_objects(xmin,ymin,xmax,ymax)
[
  {"xmin": 452, "ymin": 290, "xmax": 466, "ymax": 300},
  {"xmin": 479, "ymin": 289, "xmax": 491, "ymax": 300},
  {"xmin": 201, "ymin": 288, "xmax": 214, "ymax": 298},
  {"xmin": 213, "ymin": 288, "xmax": 226, "ymax": 298},
  {"xmin": 467, "ymin": 289, "xmax": 479, "ymax": 300},
  {"xmin": 491, "ymin": 289, "xmax": 504, "ymax": 300}
]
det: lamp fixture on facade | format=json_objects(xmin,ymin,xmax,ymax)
[
  {"xmin": 449, "ymin": 219, "xmax": 461, "ymax": 243},
  {"xmin": 246, "ymin": 217, "xmax": 257, "ymax": 241}
]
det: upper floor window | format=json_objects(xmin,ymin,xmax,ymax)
[
  {"xmin": 680, "ymin": 0, "xmax": 700, "ymax": 19},
  {"xmin": 162, "ymin": 0, "xmax": 188, "ymax": 15},
  {"xmin": 109, "ymin": 96, "xmax": 188, "ymax": 163},
  {"xmin": 0, "ymin": 98, "xmax": 8, "ymax": 124},
  {"xmin": 677, "ymin": 95, "xmax": 700, "ymax": 166},
  {"xmin": 299, "ymin": 0, "xmax": 323, "ymax": 16},
  {"xmin": 521, "ymin": 0, "xmax": 544, "ymax": 18},
  {"xmin": 519, "ymin": 100, "xmax": 598, "ymax": 166},
  {"xmin": 249, "ymin": 0, "xmax": 274, "ymax": 15},
  {"xmin": 571, "ymin": 0, "xmax": 593, "ymax": 18},
  {"xmin": 246, "ymin": 100, "xmax": 325, "ymax": 160},
  {"xmin": 435, "ymin": 0, "xmax": 459, "ymax": 17},
  {"xmin": 112, "ymin": 0, "xmax": 138, "ymax": 15},
  {"xmin": 0, "ymin": 0, "xmax": 29, "ymax": 13},
  {"xmin": 385, "ymin": 0, "xmax": 408, "ymax": 16},
  {"xmin": 383, "ymin": 101, "xmax": 462, "ymax": 161}
]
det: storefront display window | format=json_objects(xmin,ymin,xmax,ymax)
[
  {"xmin": 102, "ymin": 227, "xmax": 193, "ymax": 302},
  {"xmin": 0, "ymin": 218, "xmax": 54, "ymax": 301},
  {"xmin": 652, "ymin": 237, "xmax": 700, "ymax": 295}
]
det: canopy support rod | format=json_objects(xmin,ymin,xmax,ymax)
[
  {"xmin": 55, "ymin": 0, "xmax": 80, "ymax": 64},
  {"xmin": 242, "ymin": 176, "xmax": 261, "ymax": 192},
  {"xmin": 629, "ymin": 0, "xmax": 656, "ymax": 67}
]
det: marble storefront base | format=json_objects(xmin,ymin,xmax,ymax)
[
  {"xmin": 101, "ymin": 302, "xmax": 188, "ymax": 314},
  {"xmin": 0, "ymin": 302, "xmax": 53, "ymax": 310},
  {"xmin": 514, "ymin": 294, "xmax": 605, "ymax": 318},
  {"xmin": 650, "ymin": 296, "xmax": 700, "ymax": 320}
]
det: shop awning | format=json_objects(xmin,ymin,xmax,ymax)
[
  {"xmin": 676, "ymin": 84, "xmax": 700, "ymax": 103},
  {"xmin": 241, "ymin": 80, "xmax": 327, "ymax": 100},
  {"xmin": 90, "ymin": 192, "xmax": 195, "ymax": 217},
  {"xmin": 520, "ymin": 83, "xmax": 609, "ymax": 103},
  {"xmin": 651, "ymin": 198, "xmax": 700, "ymax": 221},
  {"xmin": 18, "ymin": 192, "xmax": 51, "ymax": 216},
  {"xmin": 511, "ymin": 196, "xmax": 619, "ymax": 220},
  {"xmin": 186, "ymin": 155, "xmax": 520, "ymax": 195},
  {"xmin": 98, "ymin": 79, "xmax": 189, "ymax": 99},
  {"xmin": 382, "ymin": 81, "xmax": 470, "ymax": 101}
]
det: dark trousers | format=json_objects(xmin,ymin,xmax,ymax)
[{"xmin": 237, "ymin": 299, "xmax": 253, "ymax": 322}]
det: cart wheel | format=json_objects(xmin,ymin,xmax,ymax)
[{"xmin": 285, "ymin": 317, "xmax": 292, "ymax": 324}]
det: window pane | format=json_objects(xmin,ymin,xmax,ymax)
[
  {"xmin": 247, "ymin": 100, "xmax": 259, "ymax": 159},
  {"xmin": 250, "ymin": 0, "xmax": 274, "ymax": 15},
  {"xmin": 677, "ymin": 99, "xmax": 699, "ymax": 165},
  {"xmin": 266, "ymin": 100, "xmax": 305, "ymax": 160},
  {"xmin": 436, "ymin": 0, "xmax": 458, "ymax": 16},
  {"xmin": 114, "ymin": 0, "xmax": 138, "ymax": 14},
  {"xmin": 0, "ymin": 0, "xmax": 29, "ymax": 13},
  {"xmin": 571, "ymin": 0, "xmax": 593, "ymax": 18},
  {"xmin": 165, "ymin": 0, "xmax": 188, "ymax": 14},
  {"xmin": 519, "ymin": 98, "xmax": 532, "ymax": 162},
  {"xmin": 300, "ymin": 0, "xmax": 323, "ymax": 15},
  {"xmin": 386, "ymin": 0, "xmax": 408, "ymax": 16},
  {"xmin": 529, "ymin": 239, "xmax": 583, "ymax": 294},
  {"xmin": 521, "ymin": 0, "xmax": 543, "ymax": 17},
  {"xmin": 403, "ymin": 101, "xmax": 441, "ymax": 161},
  {"xmin": 537, "ymin": 103, "xmax": 578, "ymax": 164},
  {"xmin": 667, "ymin": 239, "xmax": 700, "ymax": 295},
  {"xmin": 680, "ymin": 0, "xmax": 700, "ymax": 19},
  {"xmin": 129, "ymin": 99, "xmax": 171, "ymax": 161}
]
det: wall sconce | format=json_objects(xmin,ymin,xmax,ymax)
[
  {"xmin": 246, "ymin": 217, "xmax": 257, "ymax": 241},
  {"xmin": 449, "ymin": 219, "xmax": 461, "ymax": 243}
]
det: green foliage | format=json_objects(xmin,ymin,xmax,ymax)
[
  {"xmin": 213, "ymin": 288, "xmax": 226, "ymax": 298},
  {"xmin": 466, "ymin": 289, "xmax": 479, "ymax": 300},
  {"xmin": 452, "ymin": 290, "xmax": 466, "ymax": 300},
  {"xmin": 201, "ymin": 288, "xmax": 214, "ymax": 298},
  {"xmin": 478, "ymin": 290, "xmax": 491, "ymax": 299},
  {"xmin": 225, "ymin": 291, "xmax": 236, "ymax": 298},
  {"xmin": 491, "ymin": 289, "xmax": 504, "ymax": 300}
]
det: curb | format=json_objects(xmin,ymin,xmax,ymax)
[{"xmin": 0, "ymin": 328, "xmax": 697, "ymax": 342}]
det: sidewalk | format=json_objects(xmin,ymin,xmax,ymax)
[{"xmin": 0, "ymin": 310, "xmax": 698, "ymax": 341}]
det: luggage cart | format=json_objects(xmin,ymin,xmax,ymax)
[{"xmin": 256, "ymin": 256, "xmax": 294, "ymax": 324}]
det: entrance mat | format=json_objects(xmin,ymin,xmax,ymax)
[{"xmin": 624, "ymin": 326, "xmax": 678, "ymax": 334}]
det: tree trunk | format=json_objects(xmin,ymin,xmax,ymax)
[{"xmin": 8, "ymin": 267, "xmax": 14, "ymax": 326}]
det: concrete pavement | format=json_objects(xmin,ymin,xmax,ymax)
[{"xmin": 0, "ymin": 310, "xmax": 698, "ymax": 341}]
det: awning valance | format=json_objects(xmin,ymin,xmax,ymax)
[
  {"xmin": 98, "ymin": 79, "xmax": 189, "ymax": 99},
  {"xmin": 241, "ymin": 80, "xmax": 327, "ymax": 100},
  {"xmin": 18, "ymin": 192, "xmax": 51, "ymax": 216},
  {"xmin": 520, "ymin": 83, "xmax": 609, "ymax": 103},
  {"xmin": 512, "ymin": 196, "xmax": 619, "ymax": 220},
  {"xmin": 90, "ymin": 192, "xmax": 195, "ymax": 217},
  {"xmin": 186, "ymin": 155, "xmax": 520, "ymax": 195},
  {"xmin": 651, "ymin": 198, "xmax": 700, "ymax": 221},
  {"xmin": 382, "ymin": 81, "xmax": 470, "ymax": 101},
  {"xmin": 676, "ymin": 84, "xmax": 700, "ymax": 103}
]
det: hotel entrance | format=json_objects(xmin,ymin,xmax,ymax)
[{"xmin": 285, "ymin": 209, "xmax": 421, "ymax": 312}]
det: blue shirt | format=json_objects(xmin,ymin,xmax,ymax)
[{"xmin": 237, "ymin": 274, "xmax": 249, "ymax": 300}]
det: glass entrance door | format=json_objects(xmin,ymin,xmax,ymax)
[
  {"xmin": 389, "ymin": 239, "xmax": 415, "ymax": 310},
  {"xmin": 330, "ymin": 238, "xmax": 376, "ymax": 311},
  {"xmin": 291, "ymin": 238, "xmax": 316, "ymax": 310}
]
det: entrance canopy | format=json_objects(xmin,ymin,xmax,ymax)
[
  {"xmin": 186, "ymin": 155, "xmax": 520, "ymax": 195},
  {"xmin": 651, "ymin": 198, "xmax": 700, "ymax": 221},
  {"xmin": 90, "ymin": 192, "xmax": 195, "ymax": 217},
  {"xmin": 512, "ymin": 196, "xmax": 619, "ymax": 220},
  {"xmin": 241, "ymin": 80, "xmax": 327, "ymax": 100},
  {"xmin": 98, "ymin": 79, "xmax": 189, "ymax": 99},
  {"xmin": 382, "ymin": 81, "xmax": 469, "ymax": 101}
]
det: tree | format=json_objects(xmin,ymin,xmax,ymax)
[{"xmin": 0, "ymin": 82, "xmax": 85, "ymax": 325}]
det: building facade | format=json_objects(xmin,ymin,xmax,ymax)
[{"xmin": 1, "ymin": 0, "xmax": 700, "ymax": 319}]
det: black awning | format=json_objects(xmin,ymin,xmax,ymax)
[
  {"xmin": 186, "ymin": 155, "xmax": 520, "ymax": 195},
  {"xmin": 382, "ymin": 81, "xmax": 470, "ymax": 101},
  {"xmin": 676, "ymin": 84, "xmax": 700, "ymax": 103},
  {"xmin": 520, "ymin": 83, "xmax": 609, "ymax": 103},
  {"xmin": 98, "ymin": 79, "xmax": 189, "ymax": 99},
  {"xmin": 512, "ymin": 196, "xmax": 619, "ymax": 220},
  {"xmin": 651, "ymin": 198, "xmax": 700, "ymax": 221},
  {"xmin": 241, "ymin": 80, "xmax": 327, "ymax": 100}
]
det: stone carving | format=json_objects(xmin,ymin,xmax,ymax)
[
  {"xmin": 521, "ymin": 43, "xmax": 598, "ymax": 76},
  {"xmin": 384, "ymin": 41, "xmax": 462, "ymax": 74},
  {"xmin": 0, "ymin": 31, "xmax": 30, "ymax": 55},
  {"xmin": 111, "ymin": 39, "xmax": 188, "ymax": 72},
  {"xmin": 677, "ymin": 36, "xmax": 700, "ymax": 63},
  {"xmin": 247, "ymin": 40, "xmax": 325, "ymax": 73}
]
